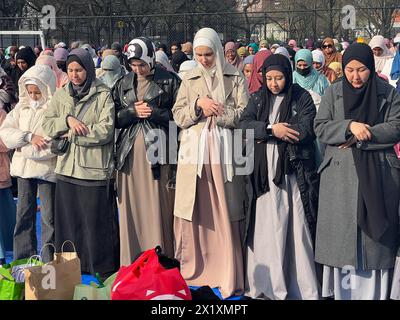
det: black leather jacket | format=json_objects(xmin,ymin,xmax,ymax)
[{"xmin": 112, "ymin": 66, "xmax": 181, "ymax": 176}]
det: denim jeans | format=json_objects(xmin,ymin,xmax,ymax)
[
  {"xmin": 0, "ymin": 187, "xmax": 16, "ymax": 260},
  {"xmin": 13, "ymin": 178, "xmax": 55, "ymax": 263}
]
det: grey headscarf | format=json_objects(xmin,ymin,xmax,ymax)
[
  {"xmin": 99, "ymin": 55, "xmax": 125, "ymax": 88},
  {"xmin": 66, "ymin": 48, "xmax": 96, "ymax": 102}
]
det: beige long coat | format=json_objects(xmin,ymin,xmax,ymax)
[{"xmin": 172, "ymin": 64, "xmax": 249, "ymax": 222}]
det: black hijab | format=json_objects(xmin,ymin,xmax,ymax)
[
  {"xmin": 342, "ymin": 43, "xmax": 388, "ymax": 241},
  {"xmin": 253, "ymin": 54, "xmax": 294, "ymax": 198},
  {"xmin": 15, "ymin": 47, "xmax": 37, "ymax": 69},
  {"xmin": 11, "ymin": 47, "xmax": 37, "ymax": 95},
  {"xmin": 171, "ymin": 51, "xmax": 189, "ymax": 72},
  {"xmin": 66, "ymin": 48, "xmax": 96, "ymax": 103}
]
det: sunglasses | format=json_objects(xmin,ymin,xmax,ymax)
[{"xmin": 322, "ymin": 44, "xmax": 333, "ymax": 49}]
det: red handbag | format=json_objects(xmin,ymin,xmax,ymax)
[{"xmin": 111, "ymin": 247, "xmax": 191, "ymax": 300}]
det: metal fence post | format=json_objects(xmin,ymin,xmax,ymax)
[{"xmin": 264, "ymin": 11, "xmax": 267, "ymax": 40}]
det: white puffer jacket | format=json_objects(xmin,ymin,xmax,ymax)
[{"xmin": 0, "ymin": 64, "xmax": 57, "ymax": 182}]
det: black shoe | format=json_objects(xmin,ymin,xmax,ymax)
[{"xmin": 0, "ymin": 258, "xmax": 6, "ymax": 265}]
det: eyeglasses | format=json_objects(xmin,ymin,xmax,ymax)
[{"xmin": 322, "ymin": 44, "xmax": 333, "ymax": 49}]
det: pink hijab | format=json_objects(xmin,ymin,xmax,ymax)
[
  {"xmin": 224, "ymin": 41, "xmax": 243, "ymax": 69},
  {"xmin": 248, "ymin": 50, "xmax": 272, "ymax": 94},
  {"xmin": 35, "ymin": 55, "xmax": 69, "ymax": 88}
]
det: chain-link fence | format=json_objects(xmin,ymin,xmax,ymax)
[{"xmin": 0, "ymin": 6, "xmax": 399, "ymax": 48}]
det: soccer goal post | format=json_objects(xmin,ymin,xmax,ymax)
[{"xmin": 0, "ymin": 30, "xmax": 45, "ymax": 49}]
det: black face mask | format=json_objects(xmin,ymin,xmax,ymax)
[{"xmin": 296, "ymin": 66, "xmax": 312, "ymax": 76}]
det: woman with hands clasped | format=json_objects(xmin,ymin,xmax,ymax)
[
  {"xmin": 314, "ymin": 43, "xmax": 400, "ymax": 300},
  {"xmin": 42, "ymin": 48, "xmax": 119, "ymax": 279},
  {"xmin": 0, "ymin": 64, "xmax": 56, "ymax": 263},
  {"xmin": 239, "ymin": 54, "xmax": 320, "ymax": 300},
  {"xmin": 173, "ymin": 27, "xmax": 249, "ymax": 299},
  {"xmin": 112, "ymin": 37, "xmax": 181, "ymax": 266}
]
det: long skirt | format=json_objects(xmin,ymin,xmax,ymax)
[
  {"xmin": 322, "ymin": 265, "xmax": 392, "ymax": 300},
  {"xmin": 117, "ymin": 130, "xmax": 174, "ymax": 266},
  {"xmin": 390, "ymin": 257, "xmax": 400, "ymax": 300},
  {"xmin": 174, "ymin": 123, "xmax": 244, "ymax": 299},
  {"xmin": 322, "ymin": 229, "xmax": 392, "ymax": 300},
  {"xmin": 245, "ymin": 141, "xmax": 319, "ymax": 300},
  {"xmin": 55, "ymin": 178, "xmax": 120, "ymax": 276}
]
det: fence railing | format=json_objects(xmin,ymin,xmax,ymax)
[{"xmin": 0, "ymin": 7, "xmax": 398, "ymax": 48}]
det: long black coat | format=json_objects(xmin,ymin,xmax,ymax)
[{"xmin": 239, "ymin": 84, "xmax": 319, "ymax": 245}]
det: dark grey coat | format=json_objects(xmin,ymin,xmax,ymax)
[{"xmin": 314, "ymin": 78, "xmax": 400, "ymax": 270}]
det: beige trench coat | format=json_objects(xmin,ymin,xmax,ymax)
[{"xmin": 172, "ymin": 63, "xmax": 249, "ymax": 222}]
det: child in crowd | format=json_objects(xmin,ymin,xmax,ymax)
[{"xmin": 0, "ymin": 64, "xmax": 57, "ymax": 263}]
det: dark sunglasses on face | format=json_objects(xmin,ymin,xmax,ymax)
[{"xmin": 323, "ymin": 44, "xmax": 333, "ymax": 49}]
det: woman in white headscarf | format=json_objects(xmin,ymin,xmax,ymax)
[
  {"xmin": 172, "ymin": 27, "xmax": 249, "ymax": 299},
  {"xmin": 155, "ymin": 50, "xmax": 175, "ymax": 73},
  {"xmin": 369, "ymin": 35, "xmax": 394, "ymax": 77},
  {"xmin": 312, "ymin": 49, "xmax": 337, "ymax": 83}
]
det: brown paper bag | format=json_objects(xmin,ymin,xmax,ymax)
[{"xmin": 24, "ymin": 241, "xmax": 81, "ymax": 300}]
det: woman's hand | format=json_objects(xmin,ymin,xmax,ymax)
[
  {"xmin": 31, "ymin": 134, "xmax": 49, "ymax": 150},
  {"xmin": 135, "ymin": 101, "xmax": 152, "ymax": 118},
  {"xmin": 349, "ymin": 121, "xmax": 371, "ymax": 141},
  {"xmin": 67, "ymin": 116, "xmax": 89, "ymax": 136},
  {"xmin": 197, "ymin": 97, "xmax": 224, "ymax": 117},
  {"xmin": 272, "ymin": 123, "xmax": 300, "ymax": 143}
]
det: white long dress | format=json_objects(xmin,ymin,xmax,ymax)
[
  {"xmin": 245, "ymin": 95, "xmax": 320, "ymax": 300},
  {"xmin": 322, "ymin": 229, "xmax": 393, "ymax": 300}
]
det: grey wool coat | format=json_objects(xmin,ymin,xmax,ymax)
[{"xmin": 314, "ymin": 78, "xmax": 400, "ymax": 270}]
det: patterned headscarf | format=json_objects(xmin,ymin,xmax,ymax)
[{"xmin": 126, "ymin": 37, "xmax": 156, "ymax": 70}]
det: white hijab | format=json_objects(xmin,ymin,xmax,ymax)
[
  {"xmin": 312, "ymin": 49, "xmax": 325, "ymax": 71},
  {"xmin": 369, "ymin": 35, "xmax": 394, "ymax": 73},
  {"xmin": 155, "ymin": 51, "xmax": 175, "ymax": 73},
  {"xmin": 193, "ymin": 27, "xmax": 227, "ymax": 104},
  {"xmin": 193, "ymin": 27, "xmax": 233, "ymax": 182}
]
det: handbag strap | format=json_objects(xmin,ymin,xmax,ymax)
[{"xmin": 75, "ymin": 94, "xmax": 96, "ymax": 121}]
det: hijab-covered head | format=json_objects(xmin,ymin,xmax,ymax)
[
  {"xmin": 306, "ymin": 39, "xmax": 315, "ymax": 50},
  {"xmin": 328, "ymin": 61, "xmax": 343, "ymax": 77},
  {"xmin": 248, "ymin": 50, "xmax": 272, "ymax": 94},
  {"xmin": 99, "ymin": 55, "xmax": 125, "ymax": 88},
  {"xmin": 243, "ymin": 54, "xmax": 254, "ymax": 66},
  {"xmin": 15, "ymin": 47, "xmax": 37, "ymax": 69},
  {"xmin": 193, "ymin": 27, "xmax": 227, "ymax": 103},
  {"xmin": 237, "ymin": 46, "xmax": 248, "ymax": 57},
  {"xmin": 293, "ymin": 49, "xmax": 325, "ymax": 95},
  {"xmin": 35, "ymin": 54, "xmax": 68, "ymax": 88},
  {"xmin": 312, "ymin": 49, "xmax": 325, "ymax": 71},
  {"xmin": 126, "ymin": 37, "xmax": 156, "ymax": 70},
  {"xmin": 155, "ymin": 50, "xmax": 175, "ymax": 72},
  {"xmin": 54, "ymin": 48, "xmax": 69, "ymax": 62},
  {"xmin": 18, "ymin": 64, "xmax": 56, "ymax": 107},
  {"xmin": 66, "ymin": 48, "xmax": 96, "ymax": 101},
  {"xmin": 248, "ymin": 43, "xmax": 259, "ymax": 54},
  {"xmin": 171, "ymin": 51, "xmax": 189, "ymax": 72},
  {"xmin": 224, "ymin": 41, "xmax": 243, "ymax": 68},
  {"xmin": 322, "ymin": 37, "xmax": 342, "ymax": 66},
  {"xmin": 369, "ymin": 35, "xmax": 393, "ymax": 73},
  {"xmin": 275, "ymin": 46, "xmax": 291, "ymax": 61}
]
